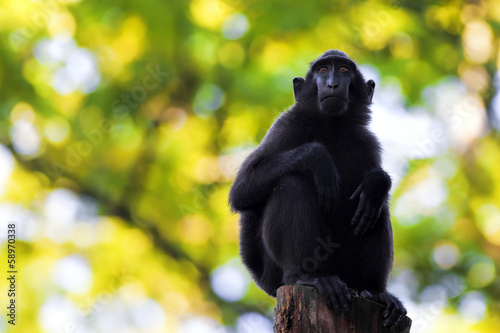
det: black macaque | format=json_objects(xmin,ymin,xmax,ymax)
[{"xmin": 228, "ymin": 50, "xmax": 407, "ymax": 327}]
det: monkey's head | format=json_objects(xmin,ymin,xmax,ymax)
[{"xmin": 293, "ymin": 50, "xmax": 375, "ymax": 117}]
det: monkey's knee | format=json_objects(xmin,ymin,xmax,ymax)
[
  {"xmin": 264, "ymin": 175, "xmax": 321, "ymax": 228},
  {"xmin": 270, "ymin": 175, "xmax": 317, "ymax": 206}
]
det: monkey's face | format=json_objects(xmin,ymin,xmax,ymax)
[
  {"xmin": 313, "ymin": 57, "xmax": 355, "ymax": 116},
  {"xmin": 293, "ymin": 51, "xmax": 375, "ymax": 117}
]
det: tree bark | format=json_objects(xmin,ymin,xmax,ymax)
[{"xmin": 274, "ymin": 285, "xmax": 412, "ymax": 333}]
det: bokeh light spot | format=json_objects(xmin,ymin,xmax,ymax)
[
  {"xmin": 0, "ymin": 146, "xmax": 15, "ymax": 197},
  {"xmin": 193, "ymin": 84, "xmax": 225, "ymax": 118},
  {"xmin": 180, "ymin": 317, "xmax": 223, "ymax": 333},
  {"xmin": 189, "ymin": 0, "xmax": 231, "ymax": 30},
  {"xmin": 48, "ymin": 12, "xmax": 77, "ymax": 37},
  {"xmin": 44, "ymin": 188, "xmax": 81, "ymax": 229},
  {"xmin": 236, "ymin": 312, "xmax": 273, "ymax": 333},
  {"xmin": 131, "ymin": 299, "xmax": 167, "ymax": 330},
  {"xmin": 52, "ymin": 254, "xmax": 93, "ymax": 293},
  {"xmin": 10, "ymin": 120, "xmax": 41, "ymax": 156},
  {"xmin": 34, "ymin": 34, "xmax": 77, "ymax": 65},
  {"xmin": 432, "ymin": 242, "xmax": 459, "ymax": 269},
  {"xmin": 44, "ymin": 117, "xmax": 71, "ymax": 145},
  {"xmin": 210, "ymin": 260, "xmax": 250, "ymax": 302},
  {"xmin": 38, "ymin": 296, "xmax": 81, "ymax": 332},
  {"xmin": 467, "ymin": 261, "xmax": 495, "ymax": 288},
  {"xmin": 459, "ymin": 292, "xmax": 486, "ymax": 322},
  {"xmin": 462, "ymin": 20, "xmax": 492, "ymax": 64},
  {"xmin": 222, "ymin": 13, "xmax": 249, "ymax": 40},
  {"xmin": 475, "ymin": 204, "xmax": 500, "ymax": 245}
]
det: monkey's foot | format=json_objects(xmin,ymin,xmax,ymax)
[
  {"xmin": 360, "ymin": 290, "xmax": 407, "ymax": 327},
  {"xmin": 295, "ymin": 275, "xmax": 351, "ymax": 315}
]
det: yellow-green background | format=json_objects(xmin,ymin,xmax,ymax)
[{"xmin": 1, "ymin": 0, "xmax": 500, "ymax": 332}]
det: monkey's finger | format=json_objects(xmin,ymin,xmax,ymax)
[
  {"xmin": 360, "ymin": 220, "xmax": 373, "ymax": 236},
  {"xmin": 328, "ymin": 285, "xmax": 343, "ymax": 316},
  {"xmin": 360, "ymin": 209, "xmax": 376, "ymax": 236},
  {"xmin": 360, "ymin": 290, "xmax": 374, "ymax": 300},
  {"xmin": 342, "ymin": 282, "xmax": 351, "ymax": 302},
  {"xmin": 330, "ymin": 293, "xmax": 341, "ymax": 315},
  {"xmin": 383, "ymin": 299, "xmax": 395, "ymax": 318},
  {"xmin": 370, "ymin": 207, "xmax": 384, "ymax": 231},
  {"xmin": 354, "ymin": 207, "xmax": 372, "ymax": 236},
  {"xmin": 350, "ymin": 195, "xmax": 366, "ymax": 226},
  {"xmin": 393, "ymin": 310, "xmax": 406, "ymax": 327},
  {"xmin": 383, "ymin": 303, "xmax": 400, "ymax": 327},
  {"xmin": 349, "ymin": 185, "xmax": 363, "ymax": 201},
  {"xmin": 327, "ymin": 278, "xmax": 350, "ymax": 313},
  {"xmin": 338, "ymin": 282, "xmax": 351, "ymax": 312},
  {"xmin": 313, "ymin": 279, "xmax": 333, "ymax": 310},
  {"xmin": 357, "ymin": 209, "xmax": 372, "ymax": 235},
  {"xmin": 335, "ymin": 290, "xmax": 350, "ymax": 313},
  {"xmin": 321, "ymin": 279, "xmax": 340, "ymax": 315}
]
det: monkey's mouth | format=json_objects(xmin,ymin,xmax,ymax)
[{"xmin": 320, "ymin": 96, "xmax": 346, "ymax": 103}]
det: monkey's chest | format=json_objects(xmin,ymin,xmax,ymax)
[{"xmin": 323, "ymin": 139, "xmax": 374, "ymax": 190}]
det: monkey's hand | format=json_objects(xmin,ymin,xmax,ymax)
[
  {"xmin": 299, "ymin": 142, "xmax": 339, "ymax": 216},
  {"xmin": 313, "ymin": 169, "xmax": 339, "ymax": 217},
  {"xmin": 349, "ymin": 169, "xmax": 391, "ymax": 236},
  {"xmin": 360, "ymin": 290, "xmax": 407, "ymax": 327}
]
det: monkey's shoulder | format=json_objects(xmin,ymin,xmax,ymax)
[{"xmin": 263, "ymin": 110, "xmax": 316, "ymax": 142}]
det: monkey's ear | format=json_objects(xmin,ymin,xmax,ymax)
[
  {"xmin": 293, "ymin": 77, "xmax": 305, "ymax": 103},
  {"xmin": 367, "ymin": 79, "xmax": 375, "ymax": 104}
]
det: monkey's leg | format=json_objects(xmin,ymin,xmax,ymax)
[
  {"xmin": 239, "ymin": 211, "xmax": 283, "ymax": 297},
  {"xmin": 357, "ymin": 210, "xmax": 406, "ymax": 327},
  {"xmin": 261, "ymin": 175, "xmax": 350, "ymax": 314}
]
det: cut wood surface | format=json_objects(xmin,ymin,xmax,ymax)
[{"xmin": 274, "ymin": 285, "xmax": 412, "ymax": 333}]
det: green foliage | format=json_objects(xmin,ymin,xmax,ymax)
[{"xmin": 1, "ymin": 0, "xmax": 500, "ymax": 332}]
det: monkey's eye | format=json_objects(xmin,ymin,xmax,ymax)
[
  {"xmin": 319, "ymin": 67, "xmax": 328, "ymax": 73},
  {"xmin": 339, "ymin": 66, "xmax": 348, "ymax": 72}
]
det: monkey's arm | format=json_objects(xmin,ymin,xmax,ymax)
[
  {"xmin": 229, "ymin": 141, "xmax": 339, "ymax": 215},
  {"xmin": 349, "ymin": 168, "xmax": 391, "ymax": 236}
]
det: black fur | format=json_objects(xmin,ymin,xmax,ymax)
[{"xmin": 228, "ymin": 50, "xmax": 406, "ymax": 326}]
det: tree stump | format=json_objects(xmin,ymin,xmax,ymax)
[{"xmin": 274, "ymin": 285, "xmax": 412, "ymax": 333}]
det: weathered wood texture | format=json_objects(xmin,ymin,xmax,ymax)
[{"xmin": 274, "ymin": 285, "xmax": 411, "ymax": 333}]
